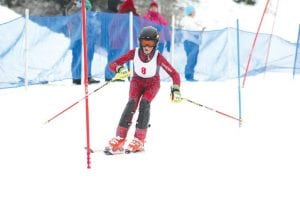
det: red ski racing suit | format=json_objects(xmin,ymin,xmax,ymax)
[{"xmin": 109, "ymin": 48, "xmax": 180, "ymax": 141}]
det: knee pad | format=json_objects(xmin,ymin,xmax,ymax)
[
  {"xmin": 136, "ymin": 99, "xmax": 150, "ymax": 129},
  {"xmin": 119, "ymin": 99, "xmax": 136, "ymax": 128}
]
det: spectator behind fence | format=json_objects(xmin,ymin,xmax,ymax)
[
  {"xmin": 64, "ymin": 0, "xmax": 100, "ymax": 85},
  {"xmin": 99, "ymin": 0, "xmax": 124, "ymax": 51},
  {"xmin": 180, "ymin": 5, "xmax": 206, "ymax": 82},
  {"xmin": 143, "ymin": 1, "xmax": 170, "ymax": 53},
  {"xmin": 118, "ymin": 0, "xmax": 139, "ymax": 15},
  {"xmin": 107, "ymin": 0, "xmax": 124, "ymax": 13},
  {"xmin": 105, "ymin": 0, "xmax": 139, "ymax": 81}
]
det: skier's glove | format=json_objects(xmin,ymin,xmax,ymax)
[
  {"xmin": 170, "ymin": 85, "xmax": 182, "ymax": 103},
  {"xmin": 113, "ymin": 66, "xmax": 130, "ymax": 81}
]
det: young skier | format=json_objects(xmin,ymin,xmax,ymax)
[{"xmin": 105, "ymin": 26, "xmax": 182, "ymax": 154}]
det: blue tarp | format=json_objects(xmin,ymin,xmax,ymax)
[{"xmin": 0, "ymin": 11, "xmax": 298, "ymax": 89}]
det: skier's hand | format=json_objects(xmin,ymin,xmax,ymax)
[
  {"xmin": 170, "ymin": 85, "xmax": 182, "ymax": 103},
  {"xmin": 113, "ymin": 66, "xmax": 130, "ymax": 81}
]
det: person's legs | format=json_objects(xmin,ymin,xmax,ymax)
[
  {"xmin": 188, "ymin": 42, "xmax": 199, "ymax": 80},
  {"xmin": 106, "ymin": 81, "xmax": 142, "ymax": 152},
  {"xmin": 86, "ymin": 38, "xmax": 100, "ymax": 84},
  {"xmin": 125, "ymin": 99, "xmax": 150, "ymax": 152},
  {"xmin": 87, "ymin": 37, "xmax": 95, "ymax": 78},
  {"xmin": 115, "ymin": 78, "xmax": 143, "ymax": 138},
  {"xmin": 184, "ymin": 40, "xmax": 199, "ymax": 81},
  {"xmin": 133, "ymin": 80, "xmax": 160, "ymax": 141},
  {"xmin": 126, "ymin": 80, "xmax": 160, "ymax": 152},
  {"xmin": 116, "ymin": 99, "xmax": 138, "ymax": 138},
  {"xmin": 71, "ymin": 38, "xmax": 99, "ymax": 84},
  {"xmin": 71, "ymin": 39, "xmax": 82, "ymax": 83},
  {"xmin": 134, "ymin": 99, "xmax": 150, "ymax": 141}
]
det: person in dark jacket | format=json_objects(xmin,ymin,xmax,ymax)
[{"xmin": 107, "ymin": 0, "xmax": 124, "ymax": 13}]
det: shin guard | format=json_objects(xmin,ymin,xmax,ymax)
[
  {"xmin": 118, "ymin": 99, "xmax": 136, "ymax": 128},
  {"xmin": 136, "ymin": 99, "xmax": 150, "ymax": 129}
]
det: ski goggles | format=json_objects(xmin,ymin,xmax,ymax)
[{"xmin": 140, "ymin": 39, "xmax": 156, "ymax": 47}]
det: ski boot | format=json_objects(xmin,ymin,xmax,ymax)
[
  {"xmin": 125, "ymin": 137, "xmax": 144, "ymax": 154},
  {"xmin": 104, "ymin": 136, "xmax": 126, "ymax": 155}
]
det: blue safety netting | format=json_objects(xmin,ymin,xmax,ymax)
[{"xmin": 0, "ymin": 11, "xmax": 298, "ymax": 89}]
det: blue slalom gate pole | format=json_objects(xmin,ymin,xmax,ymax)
[
  {"xmin": 292, "ymin": 24, "xmax": 300, "ymax": 79},
  {"xmin": 236, "ymin": 19, "xmax": 242, "ymax": 127}
]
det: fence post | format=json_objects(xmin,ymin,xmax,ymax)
[
  {"xmin": 236, "ymin": 19, "xmax": 242, "ymax": 127},
  {"xmin": 24, "ymin": 9, "xmax": 29, "ymax": 89},
  {"xmin": 293, "ymin": 24, "xmax": 300, "ymax": 79}
]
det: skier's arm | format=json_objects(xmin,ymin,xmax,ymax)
[
  {"xmin": 157, "ymin": 54, "xmax": 180, "ymax": 86},
  {"xmin": 158, "ymin": 54, "xmax": 182, "ymax": 103},
  {"xmin": 109, "ymin": 49, "xmax": 135, "ymax": 72}
]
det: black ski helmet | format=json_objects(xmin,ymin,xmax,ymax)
[{"xmin": 139, "ymin": 26, "xmax": 159, "ymax": 47}]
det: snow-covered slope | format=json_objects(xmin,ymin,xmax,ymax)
[
  {"xmin": 186, "ymin": 0, "xmax": 300, "ymax": 42},
  {"xmin": 0, "ymin": 5, "xmax": 20, "ymax": 24},
  {"xmin": 0, "ymin": 2, "xmax": 300, "ymax": 200},
  {"xmin": 0, "ymin": 74, "xmax": 300, "ymax": 200}
]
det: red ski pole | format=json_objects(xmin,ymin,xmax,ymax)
[
  {"xmin": 44, "ymin": 81, "xmax": 111, "ymax": 124},
  {"xmin": 182, "ymin": 97, "xmax": 242, "ymax": 122}
]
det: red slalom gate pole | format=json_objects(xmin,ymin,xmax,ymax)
[
  {"xmin": 183, "ymin": 98, "xmax": 242, "ymax": 122},
  {"xmin": 242, "ymin": 0, "xmax": 270, "ymax": 87},
  {"xmin": 263, "ymin": 0, "xmax": 280, "ymax": 77},
  {"xmin": 81, "ymin": 0, "xmax": 91, "ymax": 169},
  {"xmin": 44, "ymin": 81, "xmax": 111, "ymax": 124}
]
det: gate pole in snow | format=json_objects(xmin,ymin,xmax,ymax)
[
  {"xmin": 24, "ymin": 9, "xmax": 29, "ymax": 89},
  {"xmin": 242, "ymin": 0, "xmax": 270, "ymax": 87},
  {"xmin": 263, "ymin": 0, "xmax": 280, "ymax": 78},
  {"xmin": 81, "ymin": 0, "xmax": 91, "ymax": 169},
  {"xmin": 293, "ymin": 24, "xmax": 300, "ymax": 79},
  {"xmin": 236, "ymin": 19, "xmax": 242, "ymax": 127}
]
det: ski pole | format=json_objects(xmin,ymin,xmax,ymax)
[
  {"xmin": 44, "ymin": 81, "xmax": 111, "ymax": 124},
  {"xmin": 182, "ymin": 97, "xmax": 242, "ymax": 122}
]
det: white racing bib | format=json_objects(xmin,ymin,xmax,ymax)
[{"xmin": 133, "ymin": 48, "xmax": 159, "ymax": 78}]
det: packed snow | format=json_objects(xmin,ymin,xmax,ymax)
[
  {"xmin": 0, "ymin": 5, "xmax": 20, "ymax": 23},
  {"xmin": 0, "ymin": 74, "xmax": 299, "ymax": 200}
]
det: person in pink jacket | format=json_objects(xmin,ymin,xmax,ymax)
[{"xmin": 143, "ymin": 1, "xmax": 170, "ymax": 53}]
